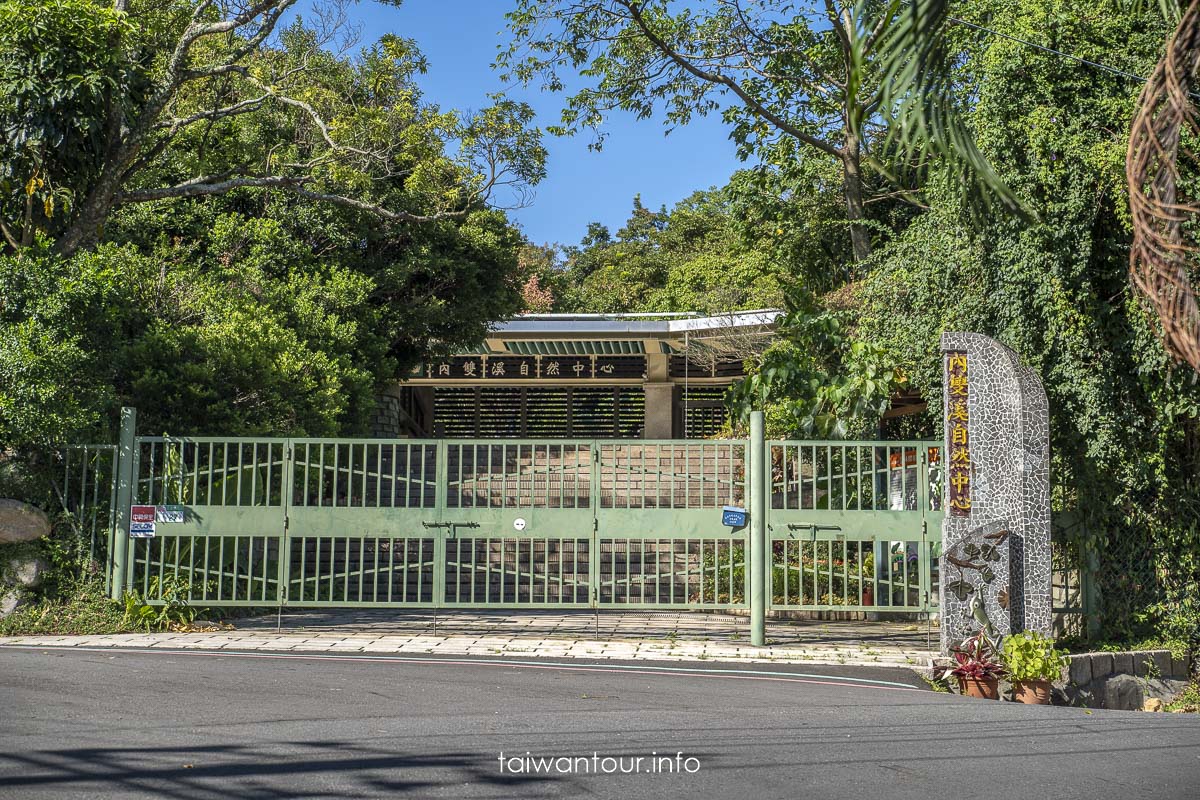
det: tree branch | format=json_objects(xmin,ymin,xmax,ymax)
[
  {"xmin": 618, "ymin": 0, "xmax": 841, "ymax": 158},
  {"xmin": 115, "ymin": 176, "xmax": 471, "ymax": 224},
  {"xmin": 243, "ymin": 76, "xmax": 381, "ymax": 162},
  {"xmin": 0, "ymin": 216, "xmax": 20, "ymax": 251},
  {"xmin": 157, "ymin": 94, "xmax": 270, "ymax": 133}
]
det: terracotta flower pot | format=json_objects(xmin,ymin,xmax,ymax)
[
  {"xmin": 959, "ymin": 676, "xmax": 1001, "ymax": 699},
  {"xmin": 1012, "ymin": 679, "xmax": 1053, "ymax": 705}
]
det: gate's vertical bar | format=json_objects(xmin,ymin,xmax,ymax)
[
  {"xmin": 750, "ymin": 411, "xmax": 766, "ymax": 647},
  {"xmin": 110, "ymin": 408, "xmax": 138, "ymax": 600},
  {"xmin": 1083, "ymin": 535, "xmax": 1101, "ymax": 641},
  {"xmin": 278, "ymin": 440, "xmax": 293, "ymax": 607},
  {"xmin": 590, "ymin": 441, "xmax": 600, "ymax": 609},
  {"xmin": 433, "ymin": 438, "xmax": 448, "ymax": 608},
  {"xmin": 103, "ymin": 446, "xmax": 119, "ymax": 598},
  {"xmin": 918, "ymin": 444, "xmax": 930, "ymax": 613}
]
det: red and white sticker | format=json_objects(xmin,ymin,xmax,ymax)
[{"xmin": 130, "ymin": 505, "xmax": 156, "ymax": 523}]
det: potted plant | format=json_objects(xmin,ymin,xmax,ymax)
[
  {"xmin": 859, "ymin": 553, "xmax": 875, "ymax": 606},
  {"xmin": 935, "ymin": 632, "xmax": 1006, "ymax": 699},
  {"xmin": 1000, "ymin": 630, "xmax": 1069, "ymax": 705}
]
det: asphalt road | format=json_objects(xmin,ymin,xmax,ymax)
[{"xmin": 1, "ymin": 646, "xmax": 1199, "ymax": 799}]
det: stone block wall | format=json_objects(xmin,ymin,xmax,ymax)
[
  {"xmin": 370, "ymin": 386, "xmax": 430, "ymax": 438},
  {"xmin": 1061, "ymin": 650, "xmax": 1192, "ymax": 710},
  {"xmin": 370, "ymin": 394, "xmax": 405, "ymax": 438}
]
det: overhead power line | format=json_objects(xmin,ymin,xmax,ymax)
[{"xmin": 947, "ymin": 15, "xmax": 1153, "ymax": 87}]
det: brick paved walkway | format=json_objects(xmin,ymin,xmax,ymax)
[{"xmin": 1, "ymin": 611, "xmax": 938, "ymax": 669}]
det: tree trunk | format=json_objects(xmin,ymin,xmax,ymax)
[
  {"xmin": 52, "ymin": 62, "xmax": 134, "ymax": 260},
  {"xmin": 841, "ymin": 136, "xmax": 871, "ymax": 262},
  {"xmin": 52, "ymin": 180, "xmax": 119, "ymax": 259}
]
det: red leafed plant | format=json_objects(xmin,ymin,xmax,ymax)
[{"xmin": 934, "ymin": 632, "xmax": 1007, "ymax": 680}]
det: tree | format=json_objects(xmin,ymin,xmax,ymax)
[
  {"xmin": 501, "ymin": 0, "xmax": 1013, "ymax": 262},
  {"xmin": 728, "ymin": 289, "xmax": 907, "ymax": 438},
  {"xmin": 0, "ymin": 0, "xmax": 545, "ymax": 257},
  {"xmin": 850, "ymin": 0, "xmax": 1197, "ymax": 643},
  {"xmin": 0, "ymin": 3, "xmax": 540, "ymax": 445},
  {"xmin": 553, "ymin": 186, "xmax": 790, "ymax": 313}
]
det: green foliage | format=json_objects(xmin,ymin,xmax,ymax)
[
  {"xmin": 1165, "ymin": 682, "xmax": 1200, "ymax": 713},
  {"xmin": 0, "ymin": 580, "xmax": 127, "ymax": 636},
  {"xmin": 1001, "ymin": 631, "xmax": 1070, "ymax": 682},
  {"xmin": 552, "ymin": 190, "xmax": 788, "ymax": 314},
  {"xmin": 0, "ymin": 0, "xmax": 142, "ymax": 246},
  {"xmin": 698, "ymin": 542, "xmax": 745, "ymax": 604},
  {"xmin": 0, "ymin": 1, "xmax": 545, "ymax": 255},
  {"xmin": 851, "ymin": 0, "xmax": 1198, "ymax": 648},
  {"xmin": 0, "ymin": 578, "xmax": 198, "ymax": 636},
  {"xmin": 0, "ymin": 9, "xmax": 535, "ymax": 447},
  {"xmin": 769, "ymin": 546, "xmax": 874, "ymax": 606},
  {"xmin": 121, "ymin": 576, "xmax": 197, "ymax": 632},
  {"xmin": 722, "ymin": 161, "xmax": 862, "ymax": 295},
  {"xmin": 501, "ymin": 0, "xmax": 1015, "ymax": 261},
  {"xmin": 729, "ymin": 291, "xmax": 907, "ymax": 439},
  {"xmin": 0, "ymin": 240, "xmax": 384, "ymax": 444}
]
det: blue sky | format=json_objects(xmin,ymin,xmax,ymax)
[{"xmin": 293, "ymin": 1, "xmax": 746, "ymax": 247}]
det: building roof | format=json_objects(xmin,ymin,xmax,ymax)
[{"xmin": 491, "ymin": 309, "xmax": 783, "ymax": 337}]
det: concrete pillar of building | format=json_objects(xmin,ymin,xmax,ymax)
[{"xmin": 643, "ymin": 383, "xmax": 675, "ymax": 439}]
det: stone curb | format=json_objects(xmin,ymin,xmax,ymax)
[{"xmin": 0, "ymin": 632, "xmax": 937, "ymax": 670}]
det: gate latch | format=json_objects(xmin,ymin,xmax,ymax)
[{"xmin": 786, "ymin": 523, "xmax": 841, "ymax": 540}]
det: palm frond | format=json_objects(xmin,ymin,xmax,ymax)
[{"xmin": 871, "ymin": 0, "xmax": 1027, "ymax": 221}]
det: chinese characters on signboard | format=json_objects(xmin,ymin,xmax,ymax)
[
  {"xmin": 539, "ymin": 356, "xmax": 591, "ymax": 380},
  {"xmin": 417, "ymin": 355, "xmax": 645, "ymax": 380},
  {"xmin": 946, "ymin": 352, "xmax": 971, "ymax": 516}
]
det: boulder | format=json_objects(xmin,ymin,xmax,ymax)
[
  {"xmin": 1097, "ymin": 674, "xmax": 1190, "ymax": 711},
  {"xmin": 1102, "ymin": 674, "xmax": 1145, "ymax": 711},
  {"xmin": 7, "ymin": 556, "xmax": 48, "ymax": 588},
  {"xmin": 0, "ymin": 499, "xmax": 51, "ymax": 544},
  {"xmin": 0, "ymin": 588, "xmax": 25, "ymax": 618}
]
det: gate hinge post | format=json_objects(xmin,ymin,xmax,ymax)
[{"xmin": 749, "ymin": 410, "xmax": 767, "ymax": 647}]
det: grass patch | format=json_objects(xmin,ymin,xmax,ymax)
[
  {"xmin": 0, "ymin": 580, "xmax": 254, "ymax": 636},
  {"xmin": 1166, "ymin": 683, "xmax": 1200, "ymax": 713},
  {"xmin": 919, "ymin": 673, "xmax": 953, "ymax": 693},
  {"xmin": 0, "ymin": 583, "xmax": 131, "ymax": 636}
]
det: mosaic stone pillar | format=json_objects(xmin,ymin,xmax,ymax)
[{"xmin": 940, "ymin": 333, "xmax": 1051, "ymax": 652}]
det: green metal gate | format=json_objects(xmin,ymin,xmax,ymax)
[
  {"xmin": 110, "ymin": 411, "xmax": 939, "ymax": 615},
  {"xmin": 767, "ymin": 441, "xmax": 942, "ymax": 613},
  {"xmin": 117, "ymin": 434, "xmax": 753, "ymax": 610}
]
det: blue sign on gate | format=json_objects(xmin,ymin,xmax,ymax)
[{"xmin": 721, "ymin": 506, "xmax": 747, "ymax": 527}]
